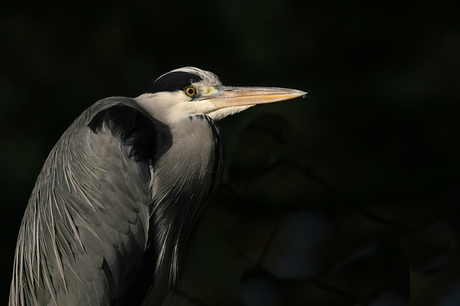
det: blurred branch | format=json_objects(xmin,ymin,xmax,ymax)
[
  {"xmin": 259, "ymin": 214, "xmax": 280, "ymax": 265},
  {"xmin": 224, "ymin": 214, "xmax": 280, "ymax": 266},
  {"xmin": 271, "ymin": 159, "xmax": 410, "ymax": 231}
]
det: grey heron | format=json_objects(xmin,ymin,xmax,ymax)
[{"xmin": 9, "ymin": 67, "xmax": 305, "ymax": 305}]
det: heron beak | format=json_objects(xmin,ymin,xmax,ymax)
[{"xmin": 203, "ymin": 86, "xmax": 306, "ymax": 108}]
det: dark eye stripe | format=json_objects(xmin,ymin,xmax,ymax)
[{"xmin": 143, "ymin": 72, "xmax": 203, "ymax": 94}]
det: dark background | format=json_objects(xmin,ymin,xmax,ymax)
[{"xmin": 1, "ymin": 1, "xmax": 460, "ymax": 305}]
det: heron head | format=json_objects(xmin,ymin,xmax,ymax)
[{"xmin": 136, "ymin": 67, "xmax": 306, "ymax": 124}]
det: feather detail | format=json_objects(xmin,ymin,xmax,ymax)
[{"xmin": 10, "ymin": 95, "xmax": 224, "ymax": 305}]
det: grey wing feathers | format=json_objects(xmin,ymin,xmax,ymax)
[{"xmin": 10, "ymin": 98, "xmax": 152, "ymax": 305}]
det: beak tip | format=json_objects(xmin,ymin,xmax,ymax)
[{"xmin": 292, "ymin": 90, "xmax": 308, "ymax": 99}]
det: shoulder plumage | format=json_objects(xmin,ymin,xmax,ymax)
[{"xmin": 88, "ymin": 103, "xmax": 157, "ymax": 163}]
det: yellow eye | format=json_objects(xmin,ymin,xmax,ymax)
[{"xmin": 185, "ymin": 86, "xmax": 197, "ymax": 97}]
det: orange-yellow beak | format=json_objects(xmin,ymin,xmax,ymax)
[{"xmin": 202, "ymin": 86, "xmax": 306, "ymax": 108}]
